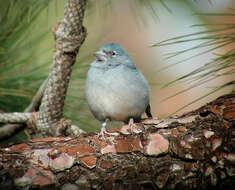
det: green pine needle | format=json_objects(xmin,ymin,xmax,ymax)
[{"xmin": 153, "ymin": 11, "xmax": 235, "ymax": 114}]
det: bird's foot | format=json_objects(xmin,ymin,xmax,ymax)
[
  {"xmin": 126, "ymin": 118, "xmax": 142, "ymax": 134},
  {"xmin": 98, "ymin": 121, "xmax": 119, "ymax": 140},
  {"xmin": 98, "ymin": 128, "xmax": 118, "ymax": 139},
  {"xmin": 127, "ymin": 118, "xmax": 136, "ymax": 134},
  {"xmin": 128, "ymin": 118, "xmax": 134, "ymax": 133}
]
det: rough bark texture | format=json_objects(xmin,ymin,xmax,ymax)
[
  {"xmin": 0, "ymin": 93, "xmax": 234, "ymax": 190},
  {"xmin": 0, "ymin": 113, "xmax": 32, "ymax": 124},
  {"xmin": 37, "ymin": 0, "xmax": 87, "ymax": 137},
  {"xmin": 0, "ymin": 0, "xmax": 87, "ymax": 139}
]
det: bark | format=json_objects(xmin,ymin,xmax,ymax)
[
  {"xmin": 0, "ymin": 0, "xmax": 87, "ymax": 139},
  {"xmin": 36, "ymin": 0, "xmax": 87, "ymax": 137},
  {"xmin": 0, "ymin": 93, "xmax": 234, "ymax": 190}
]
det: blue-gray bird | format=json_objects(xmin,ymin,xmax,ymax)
[{"xmin": 85, "ymin": 43, "xmax": 152, "ymax": 137}]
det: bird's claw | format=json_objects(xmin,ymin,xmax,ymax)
[
  {"xmin": 127, "ymin": 118, "xmax": 142, "ymax": 134},
  {"xmin": 98, "ymin": 126, "xmax": 119, "ymax": 140}
]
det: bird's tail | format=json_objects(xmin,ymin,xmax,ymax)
[{"xmin": 145, "ymin": 104, "xmax": 152, "ymax": 118}]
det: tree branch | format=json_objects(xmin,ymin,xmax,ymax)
[
  {"xmin": 26, "ymin": 78, "xmax": 49, "ymax": 112},
  {"xmin": 36, "ymin": 0, "xmax": 87, "ymax": 137},
  {"xmin": 0, "ymin": 78, "xmax": 48, "ymax": 139},
  {"xmin": 0, "ymin": 93, "xmax": 234, "ymax": 190},
  {"xmin": 0, "ymin": 0, "xmax": 87, "ymax": 138}
]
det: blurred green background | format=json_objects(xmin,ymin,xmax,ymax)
[{"xmin": 0, "ymin": 0, "xmax": 234, "ymax": 144}]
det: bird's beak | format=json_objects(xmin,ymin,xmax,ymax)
[{"xmin": 94, "ymin": 50, "xmax": 106, "ymax": 62}]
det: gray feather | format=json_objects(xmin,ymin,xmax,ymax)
[{"xmin": 85, "ymin": 43, "xmax": 151, "ymax": 124}]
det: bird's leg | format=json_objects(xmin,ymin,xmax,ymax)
[
  {"xmin": 126, "ymin": 117, "xmax": 143, "ymax": 134},
  {"xmin": 98, "ymin": 118, "xmax": 118, "ymax": 139},
  {"xmin": 128, "ymin": 118, "xmax": 135, "ymax": 133},
  {"xmin": 99, "ymin": 120, "xmax": 108, "ymax": 139}
]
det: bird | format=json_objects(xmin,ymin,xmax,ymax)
[{"xmin": 85, "ymin": 43, "xmax": 152, "ymax": 137}]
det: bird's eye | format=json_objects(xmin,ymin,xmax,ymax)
[{"xmin": 110, "ymin": 51, "xmax": 117, "ymax": 56}]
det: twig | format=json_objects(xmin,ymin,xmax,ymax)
[
  {"xmin": 0, "ymin": 78, "xmax": 48, "ymax": 139},
  {"xmin": 0, "ymin": 0, "xmax": 87, "ymax": 139},
  {"xmin": 25, "ymin": 78, "xmax": 48, "ymax": 112}
]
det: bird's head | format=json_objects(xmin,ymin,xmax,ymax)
[{"xmin": 93, "ymin": 43, "xmax": 134, "ymax": 67}]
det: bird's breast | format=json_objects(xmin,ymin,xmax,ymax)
[{"xmin": 85, "ymin": 65, "xmax": 149, "ymax": 121}]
